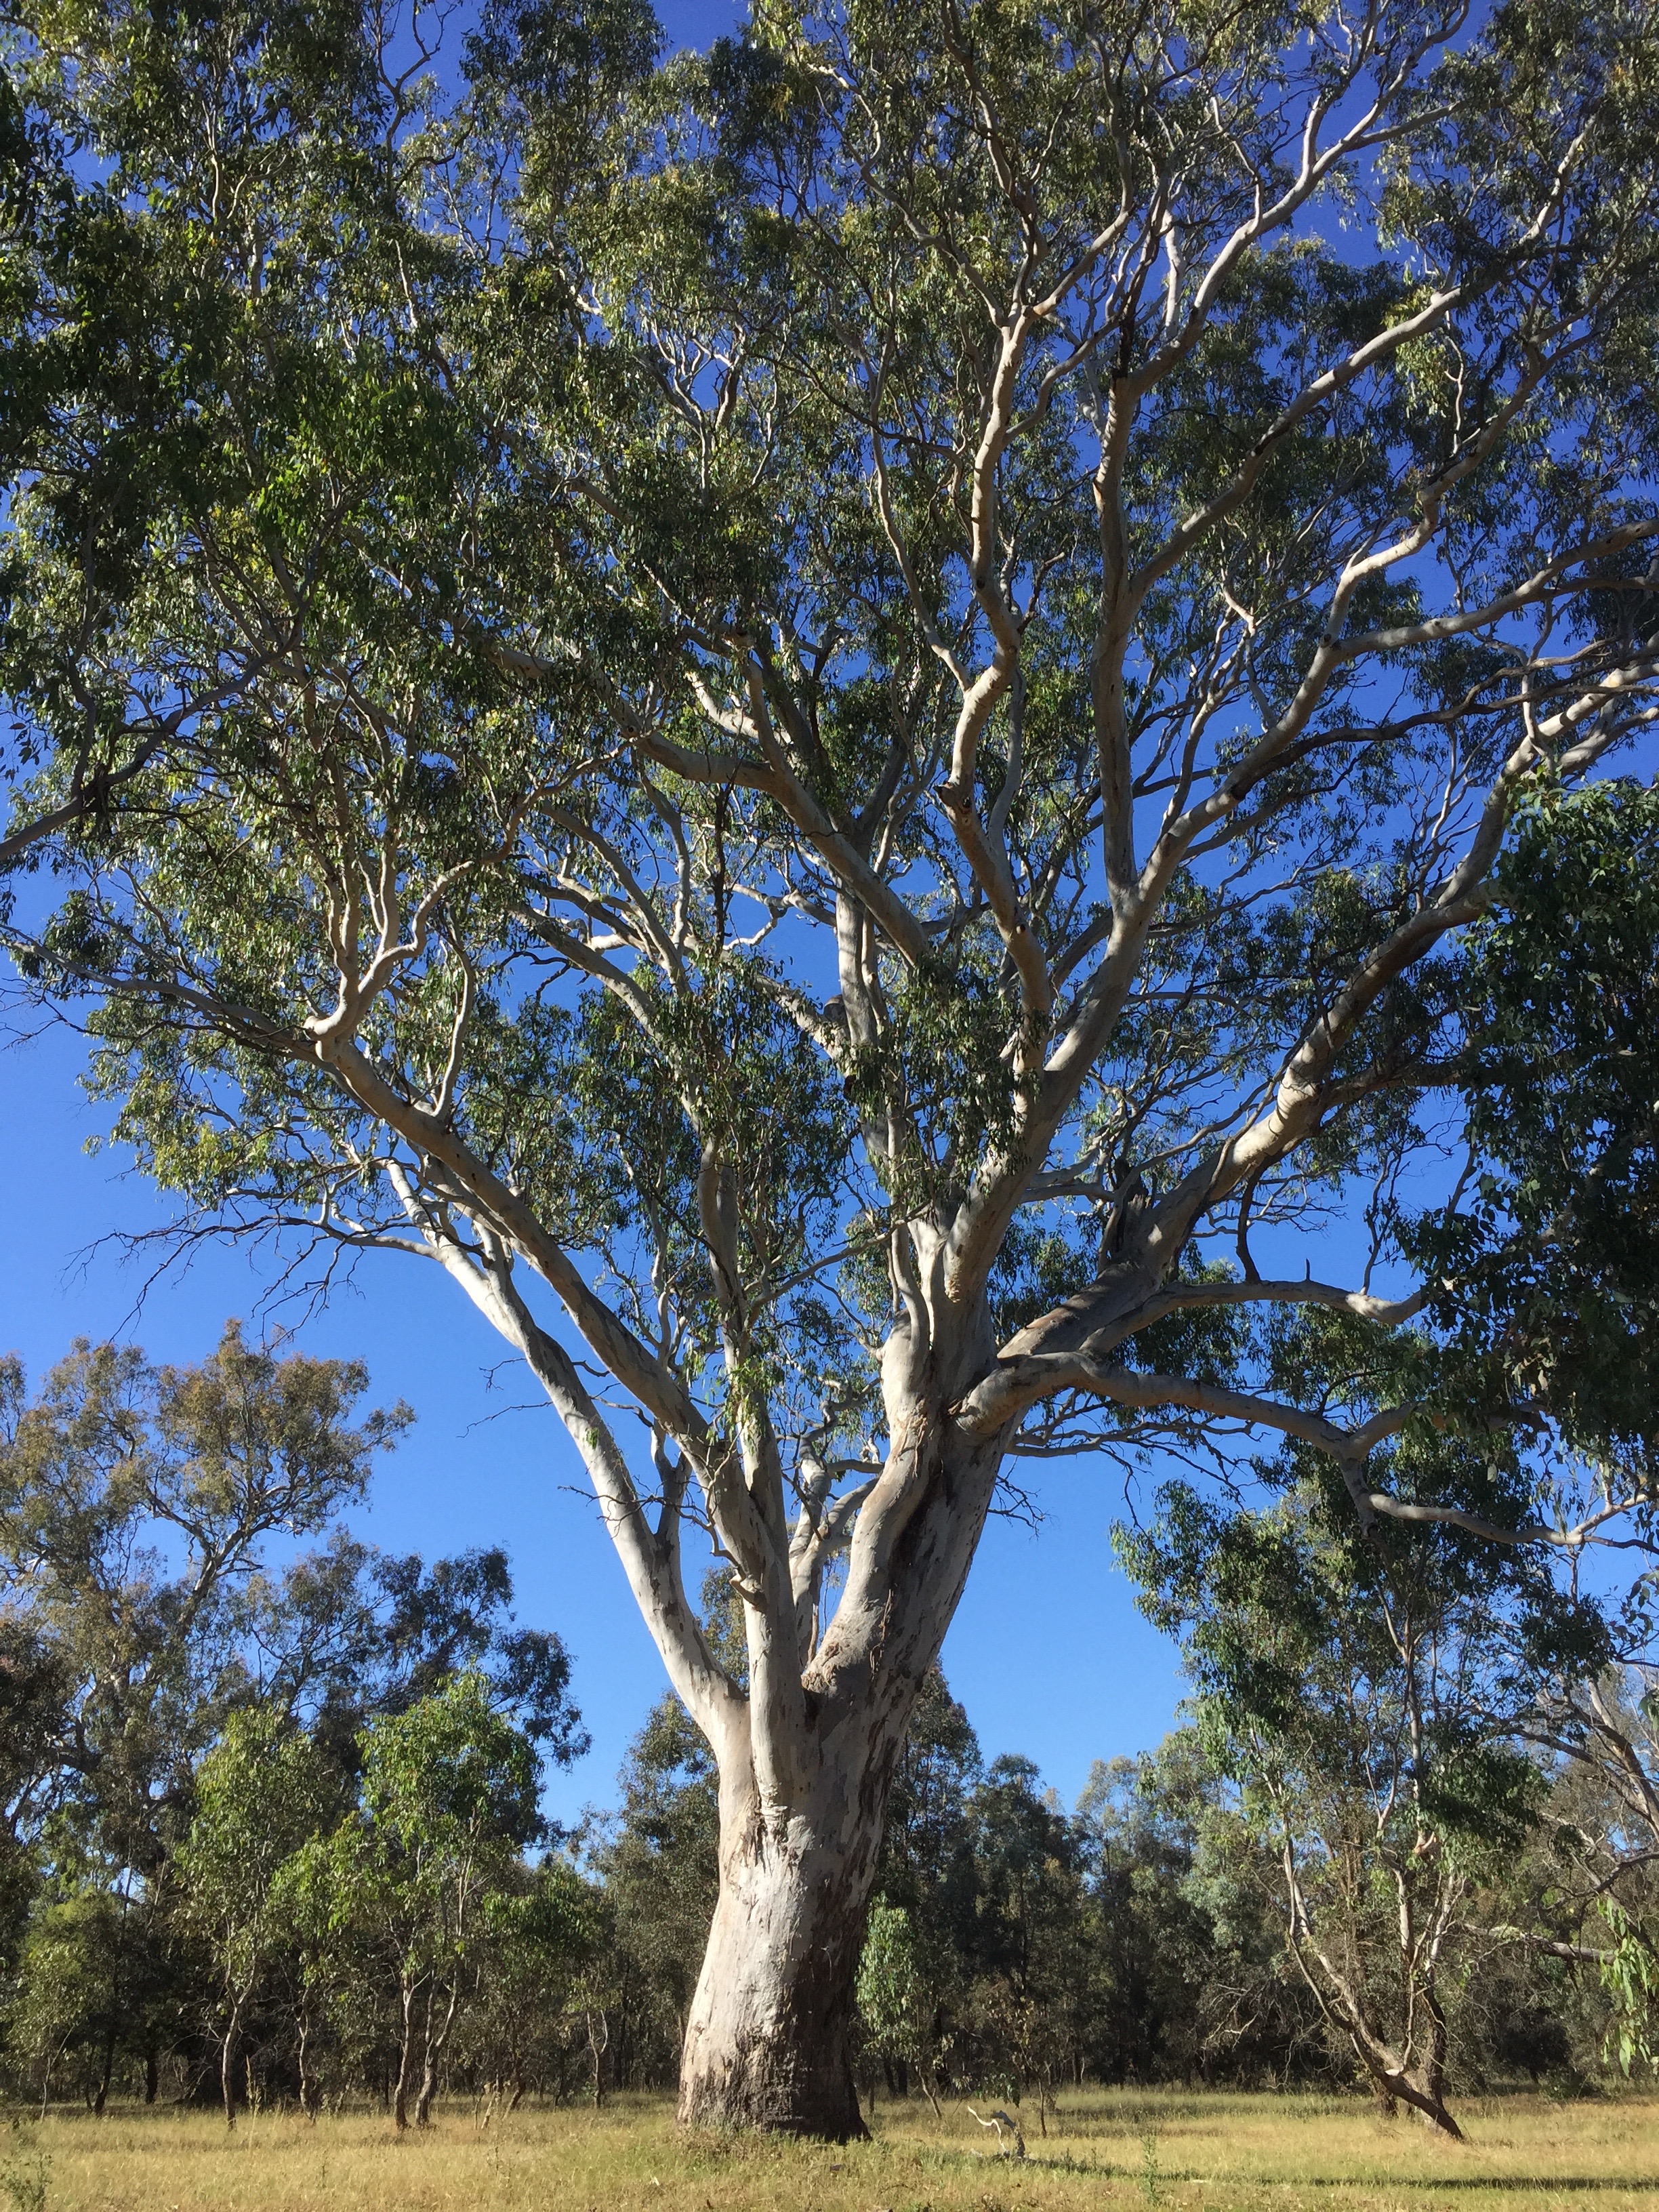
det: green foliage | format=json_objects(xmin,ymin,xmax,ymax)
[
  {"xmin": 1599, "ymin": 1902, "xmax": 1659, "ymax": 2078},
  {"xmin": 0, "ymin": 1321, "xmax": 600, "ymax": 2112},
  {"xmin": 174, "ymin": 1705, "xmax": 335, "ymax": 2003},
  {"xmin": 1116, "ymin": 1467, "xmax": 1591, "ymax": 2121},
  {"xmin": 360, "ymin": 1668, "xmax": 544, "ymax": 1855},
  {"xmin": 0, "ymin": 1324, "xmax": 403, "ymax": 1874},
  {"xmin": 0, "ymin": 0, "xmax": 1650, "ymax": 1538},
  {"xmin": 268, "ymin": 1674, "xmax": 563, "ymax": 2121},
  {"xmin": 1408, "ymin": 781, "xmax": 1659, "ymax": 1462},
  {"xmin": 855, "ymin": 1900, "xmax": 926, "ymax": 2070},
  {"xmin": 7, "ymin": 1888, "xmax": 123, "ymax": 2099}
]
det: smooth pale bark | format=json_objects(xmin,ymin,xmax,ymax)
[
  {"xmin": 392, "ymin": 1985, "xmax": 419, "ymax": 2131},
  {"xmin": 678, "ymin": 1767, "xmax": 891, "ymax": 2137},
  {"xmin": 676, "ymin": 1407, "xmax": 1007, "ymax": 2136},
  {"xmin": 1350, "ymin": 2020, "xmax": 1462, "ymax": 2142},
  {"xmin": 220, "ymin": 2003, "xmax": 243, "ymax": 2129},
  {"xmin": 296, "ymin": 2008, "xmax": 319, "ymax": 2121},
  {"xmin": 1286, "ymin": 1853, "xmax": 1467, "ymax": 2141},
  {"xmin": 92, "ymin": 2027, "xmax": 113, "ymax": 2117},
  {"xmin": 415, "ymin": 1985, "xmax": 459, "ymax": 2127}
]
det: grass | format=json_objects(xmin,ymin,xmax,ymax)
[{"xmin": 3, "ymin": 2085, "xmax": 1656, "ymax": 2212}]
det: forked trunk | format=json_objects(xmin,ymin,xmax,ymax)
[
  {"xmin": 1344, "ymin": 2011, "xmax": 1463, "ymax": 2140},
  {"xmin": 668, "ymin": 1387, "xmax": 1004, "ymax": 2137},
  {"xmin": 1406, "ymin": 2073, "xmax": 1462, "ymax": 2142},
  {"xmin": 1398, "ymin": 1998, "xmax": 1462, "ymax": 2142},
  {"xmin": 415, "ymin": 1986, "xmax": 457, "ymax": 2127},
  {"xmin": 92, "ymin": 2028, "xmax": 113, "ymax": 2116},
  {"xmin": 296, "ymin": 2007, "xmax": 318, "ymax": 2121},
  {"xmin": 677, "ymin": 1812, "xmax": 876, "ymax": 2139}
]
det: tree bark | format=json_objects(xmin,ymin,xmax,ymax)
[
  {"xmin": 677, "ymin": 1809, "xmax": 877, "ymax": 2139},
  {"xmin": 1333, "ymin": 1992, "xmax": 1463, "ymax": 2139},
  {"xmin": 93, "ymin": 2027, "xmax": 113, "ymax": 2116},
  {"xmin": 415, "ymin": 1984, "xmax": 458, "ymax": 2126},
  {"xmin": 392, "ymin": 1983, "xmax": 420, "ymax": 2131},
  {"xmin": 296, "ymin": 2007, "xmax": 317, "ymax": 2121},
  {"xmin": 221, "ymin": 2005, "xmax": 241, "ymax": 2129},
  {"xmin": 1399, "ymin": 1985, "xmax": 1462, "ymax": 2142},
  {"xmin": 670, "ymin": 1379, "xmax": 1002, "ymax": 2139},
  {"xmin": 1406, "ymin": 2074, "xmax": 1462, "ymax": 2142}
]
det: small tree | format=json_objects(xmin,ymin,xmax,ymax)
[
  {"xmin": 453, "ymin": 1857, "xmax": 601, "ymax": 2110},
  {"xmin": 295, "ymin": 1674, "xmax": 544, "ymax": 2129},
  {"xmin": 7, "ymin": 1887, "xmax": 129, "ymax": 2115},
  {"xmin": 1119, "ymin": 1465, "xmax": 1592, "ymax": 2135},
  {"xmin": 962, "ymin": 1758, "xmax": 1089, "ymax": 2118},
  {"xmin": 268, "ymin": 1826, "xmax": 370, "ymax": 2119},
  {"xmin": 174, "ymin": 1706, "xmax": 335, "ymax": 2127},
  {"xmin": 0, "ymin": 1328, "xmax": 406, "ymax": 1875},
  {"xmin": 855, "ymin": 1900, "xmax": 934, "ymax": 2112},
  {"xmin": 588, "ymin": 1693, "xmax": 721, "ymax": 2079}
]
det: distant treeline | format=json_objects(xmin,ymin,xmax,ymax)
[{"xmin": 0, "ymin": 1330, "xmax": 1650, "ymax": 2123}]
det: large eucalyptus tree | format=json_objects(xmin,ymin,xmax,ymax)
[{"xmin": 2, "ymin": 0, "xmax": 1658, "ymax": 2136}]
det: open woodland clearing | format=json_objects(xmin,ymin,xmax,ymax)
[
  {"xmin": 7, "ymin": 0, "xmax": 1659, "ymax": 2154},
  {"xmin": 7, "ymin": 2092, "xmax": 1659, "ymax": 2212}
]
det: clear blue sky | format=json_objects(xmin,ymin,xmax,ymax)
[{"xmin": 0, "ymin": 0, "xmax": 1187, "ymax": 1830}]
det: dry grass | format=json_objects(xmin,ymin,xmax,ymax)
[{"xmin": 3, "ymin": 2085, "xmax": 1655, "ymax": 2212}]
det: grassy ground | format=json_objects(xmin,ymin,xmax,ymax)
[{"xmin": 3, "ymin": 2086, "xmax": 1654, "ymax": 2212}]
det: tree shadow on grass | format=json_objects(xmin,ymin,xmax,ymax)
[{"xmin": 1258, "ymin": 2179, "xmax": 1656, "ymax": 2194}]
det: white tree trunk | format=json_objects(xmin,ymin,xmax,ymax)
[
  {"xmin": 677, "ymin": 1777, "xmax": 886, "ymax": 2137},
  {"xmin": 458, "ymin": 1208, "xmax": 1010, "ymax": 2135},
  {"xmin": 676, "ymin": 1406, "xmax": 1006, "ymax": 2136}
]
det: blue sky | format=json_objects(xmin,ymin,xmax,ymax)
[{"xmin": 657, "ymin": 0, "xmax": 743, "ymax": 47}]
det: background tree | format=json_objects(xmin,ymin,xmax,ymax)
[
  {"xmin": 0, "ymin": 1327, "xmax": 405, "ymax": 1877},
  {"xmin": 7, "ymin": 1879, "xmax": 140, "ymax": 2114},
  {"xmin": 450, "ymin": 1856, "xmax": 602, "ymax": 2110},
  {"xmin": 3, "ymin": 0, "xmax": 1659, "ymax": 2135},
  {"xmin": 1391, "ymin": 776, "xmax": 1659, "ymax": 2078},
  {"xmin": 297, "ymin": 1673, "xmax": 546, "ymax": 2129},
  {"xmin": 0, "ymin": 1323, "xmax": 590, "ymax": 2114},
  {"xmin": 587, "ymin": 1693, "xmax": 721, "ymax": 2086},
  {"xmin": 855, "ymin": 1901, "xmax": 933, "ymax": 2114},
  {"xmin": 868, "ymin": 1669, "xmax": 981, "ymax": 2093},
  {"xmin": 0, "ymin": 1327, "xmax": 407, "ymax": 2108},
  {"xmin": 173, "ymin": 1706, "xmax": 336, "ymax": 2127},
  {"xmin": 1118, "ymin": 1457, "xmax": 1597, "ymax": 2135},
  {"xmin": 266, "ymin": 1538, "xmax": 592, "ymax": 1784},
  {"xmin": 960, "ymin": 1756, "xmax": 1090, "ymax": 2120},
  {"xmin": 1076, "ymin": 1739, "xmax": 1322, "ymax": 2089}
]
